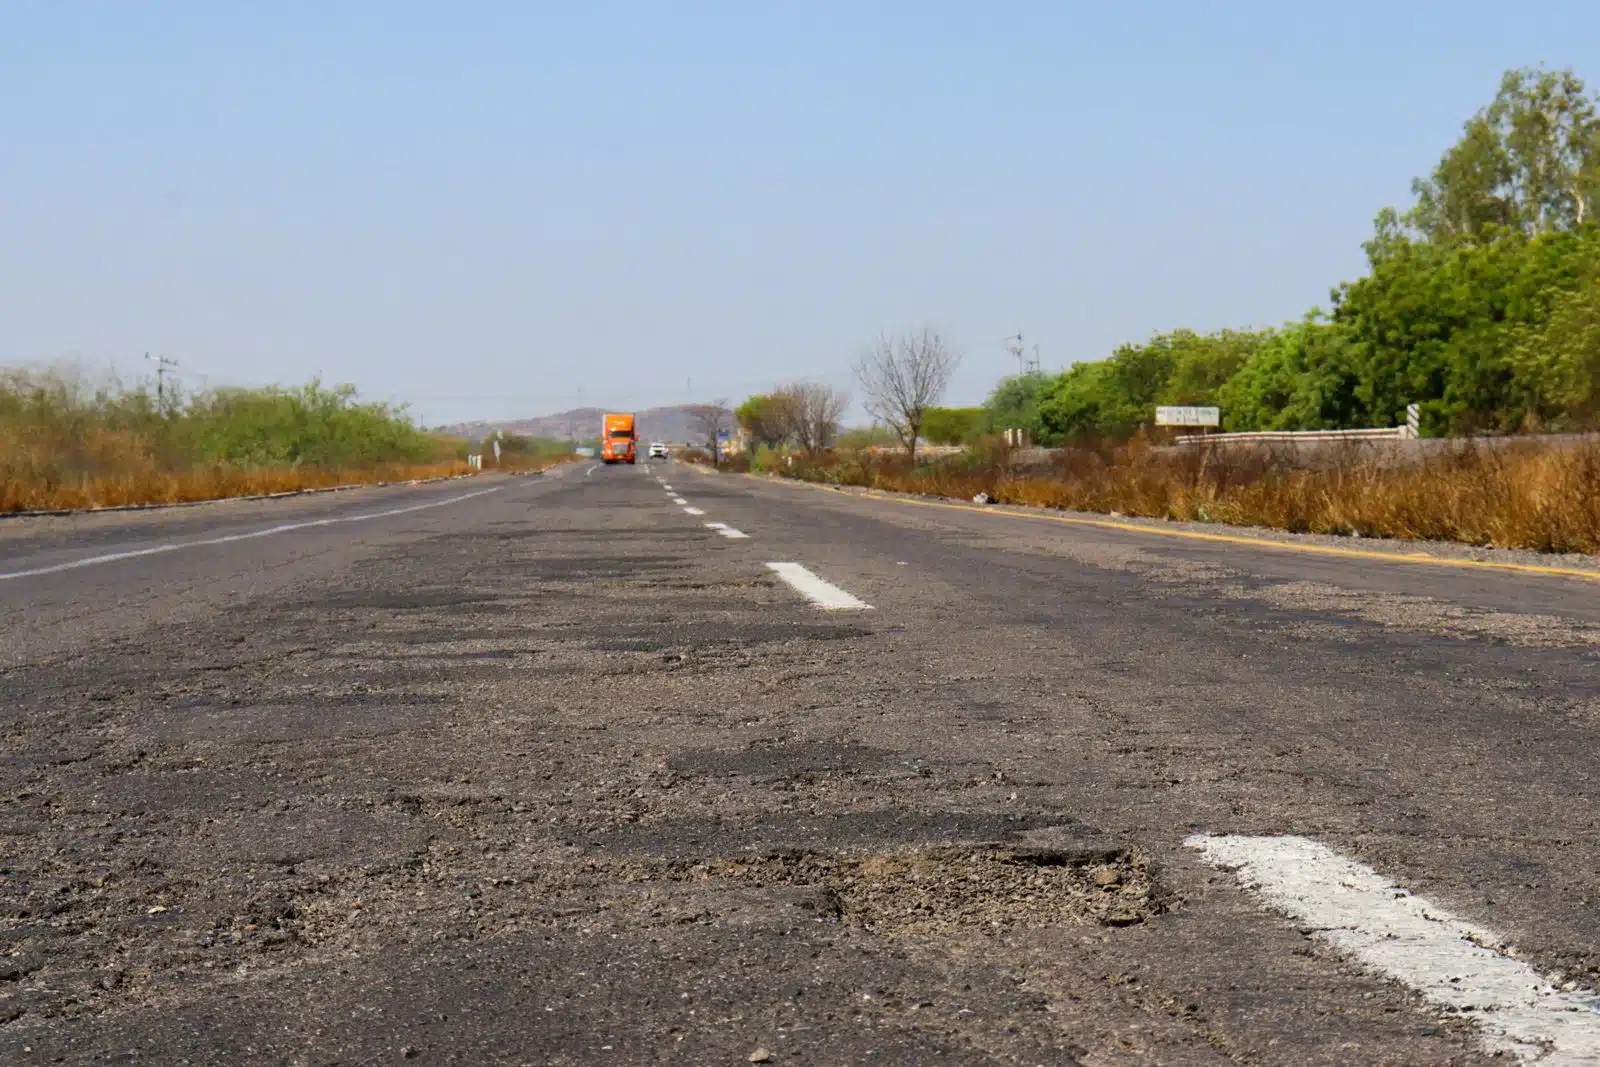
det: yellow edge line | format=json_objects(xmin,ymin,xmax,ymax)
[{"xmin": 733, "ymin": 471, "xmax": 1600, "ymax": 584}]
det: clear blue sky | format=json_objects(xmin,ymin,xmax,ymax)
[{"xmin": 5, "ymin": 2, "xmax": 1597, "ymax": 425}]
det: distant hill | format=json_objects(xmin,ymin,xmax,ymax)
[{"xmin": 436, "ymin": 406, "xmax": 705, "ymax": 444}]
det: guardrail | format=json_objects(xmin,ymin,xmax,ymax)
[
  {"xmin": 1173, "ymin": 426, "xmax": 1418, "ymax": 446},
  {"xmin": 1174, "ymin": 402, "xmax": 1422, "ymax": 446},
  {"xmin": 862, "ymin": 444, "xmax": 966, "ymax": 456}
]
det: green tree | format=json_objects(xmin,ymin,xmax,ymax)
[
  {"xmin": 920, "ymin": 406, "xmax": 985, "ymax": 444},
  {"xmin": 1158, "ymin": 328, "xmax": 1271, "ymax": 405},
  {"xmin": 981, "ymin": 371, "xmax": 1053, "ymax": 441},
  {"xmin": 1333, "ymin": 229, "xmax": 1597, "ymax": 432},
  {"xmin": 1038, "ymin": 332, "xmax": 1192, "ymax": 440},
  {"xmin": 735, "ymin": 393, "xmax": 797, "ymax": 449},
  {"xmin": 1216, "ymin": 320, "xmax": 1361, "ymax": 431},
  {"xmin": 1407, "ymin": 67, "xmax": 1600, "ymax": 242},
  {"xmin": 1508, "ymin": 268, "xmax": 1600, "ymax": 425},
  {"xmin": 1038, "ymin": 361, "xmax": 1120, "ymax": 440}
]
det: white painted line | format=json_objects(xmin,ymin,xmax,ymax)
[
  {"xmin": 682, "ymin": 506, "xmax": 705, "ymax": 516},
  {"xmin": 585, "ymin": 464, "xmax": 598, "ymax": 477},
  {"xmin": 765, "ymin": 562, "xmax": 871, "ymax": 611},
  {"xmin": 716, "ymin": 527, "xmax": 748, "ymax": 539},
  {"xmin": 704, "ymin": 521, "xmax": 727, "ymax": 529},
  {"xmin": 0, "ymin": 487, "xmax": 506, "ymax": 583},
  {"xmin": 1188, "ymin": 834, "xmax": 1600, "ymax": 1065},
  {"xmin": 671, "ymin": 497, "xmax": 688, "ymax": 505},
  {"xmin": 662, "ymin": 484, "xmax": 674, "ymax": 491}
]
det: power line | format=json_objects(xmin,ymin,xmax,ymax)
[
  {"xmin": 144, "ymin": 353, "xmax": 179, "ymax": 408},
  {"xmin": 1002, "ymin": 333, "xmax": 1041, "ymax": 376}
]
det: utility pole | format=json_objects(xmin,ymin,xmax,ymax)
[
  {"xmin": 1030, "ymin": 344, "xmax": 1041, "ymax": 374},
  {"xmin": 145, "ymin": 353, "xmax": 179, "ymax": 412},
  {"xmin": 1003, "ymin": 333, "xmax": 1025, "ymax": 376}
]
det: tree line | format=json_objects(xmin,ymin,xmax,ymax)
[
  {"xmin": 727, "ymin": 329, "xmax": 959, "ymax": 459},
  {"xmin": 968, "ymin": 66, "xmax": 1600, "ymax": 444},
  {"xmin": 728, "ymin": 67, "xmax": 1599, "ymax": 455}
]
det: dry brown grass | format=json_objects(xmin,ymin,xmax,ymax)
[
  {"xmin": 788, "ymin": 437, "xmax": 1600, "ymax": 555},
  {"xmin": 0, "ymin": 459, "xmax": 479, "ymax": 514},
  {"xmin": 1, "ymin": 453, "xmax": 578, "ymax": 514}
]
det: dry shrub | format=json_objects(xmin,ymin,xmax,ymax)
[
  {"xmin": 789, "ymin": 438, "xmax": 1600, "ymax": 555},
  {"xmin": 0, "ymin": 364, "xmax": 547, "ymax": 513}
]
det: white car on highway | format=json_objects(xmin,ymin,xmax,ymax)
[{"xmin": 648, "ymin": 442, "xmax": 669, "ymax": 459}]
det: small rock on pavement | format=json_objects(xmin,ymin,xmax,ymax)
[
  {"xmin": 1091, "ymin": 866, "xmax": 1122, "ymax": 887},
  {"xmin": 749, "ymin": 1049, "xmax": 774, "ymax": 1063}
]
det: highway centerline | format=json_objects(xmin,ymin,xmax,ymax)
[
  {"xmin": 704, "ymin": 523, "xmax": 749, "ymax": 539},
  {"xmin": 682, "ymin": 506, "xmax": 705, "ymax": 516},
  {"xmin": 1188, "ymin": 834, "xmax": 1600, "ymax": 1064},
  {"xmin": 765, "ymin": 562, "xmax": 872, "ymax": 610},
  {"xmin": 0, "ymin": 486, "xmax": 505, "ymax": 583}
]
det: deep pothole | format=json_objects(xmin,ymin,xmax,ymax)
[{"xmin": 628, "ymin": 843, "xmax": 1167, "ymax": 932}]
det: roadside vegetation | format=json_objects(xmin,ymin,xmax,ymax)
[
  {"xmin": 0, "ymin": 367, "xmax": 503, "ymax": 513},
  {"xmin": 488, "ymin": 432, "xmax": 581, "ymax": 472},
  {"xmin": 970, "ymin": 67, "xmax": 1600, "ymax": 445},
  {"xmin": 715, "ymin": 66, "xmax": 1600, "ymax": 554},
  {"xmin": 785, "ymin": 439, "xmax": 1600, "ymax": 555},
  {"xmin": 937, "ymin": 67, "xmax": 1600, "ymax": 446}
]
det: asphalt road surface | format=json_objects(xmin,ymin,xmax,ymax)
[{"xmin": 2, "ymin": 461, "xmax": 1598, "ymax": 1065}]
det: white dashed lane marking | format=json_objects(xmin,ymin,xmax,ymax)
[
  {"xmin": 1188, "ymin": 834, "xmax": 1600, "ymax": 1065},
  {"xmin": 764, "ymin": 562, "xmax": 871, "ymax": 611},
  {"xmin": 705, "ymin": 523, "xmax": 748, "ymax": 539},
  {"xmin": 671, "ymin": 497, "xmax": 688, "ymax": 505},
  {"xmin": 682, "ymin": 506, "xmax": 705, "ymax": 516}
]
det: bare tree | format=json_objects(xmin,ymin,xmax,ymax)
[
  {"xmin": 850, "ymin": 327, "xmax": 958, "ymax": 458},
  {"xmin": 776, "ymin": 381, "xmax": 850, "ymax": 452},
  {"xmin": 685, "ymin": 400, "xmax": 734, "ymax": 467}
]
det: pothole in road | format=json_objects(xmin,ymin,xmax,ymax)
[{"xmin": 640, "ymin": 842, "xmax": 1166, "ymax": 932}]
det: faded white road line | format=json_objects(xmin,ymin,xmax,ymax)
[
  {"xmin": 682, "ymin": 506, "xmax": 705, "ymax": 516},
  {"xmin": 0, "ymin": 486, "xmax": 506, "ymax": 583},
  {"xmin": 765, "ymin": 562, "xmax": 872, "ymax": 610},
  {"xmin": 662, "ymin": 484, "xmax": 674, "ymax": 491},
  {"xmin": 585, "ymin": 464, "xmax": 599, "ymax": 477},
  {"xmin": 705, "ymin": 523, "xmax": 748, "ymax": 539},
  {"xmin": 1188, "ymin": 834, "xmax": 1600, "ymax": 1065},
  {"xmin": 671, "ymin": 496, "xmax": 688, "ymax": 505}
]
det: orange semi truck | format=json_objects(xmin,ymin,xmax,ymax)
[{"xmin": 601, "ymin": 412, "xmax": 637, "ymax": 464}]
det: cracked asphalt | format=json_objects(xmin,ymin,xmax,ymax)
[{"xmin": 1, "ymin": 459, "xmax": 1597, "ymax": 1064}]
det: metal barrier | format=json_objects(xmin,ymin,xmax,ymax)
[
  {"xmin": 1174, "ymin": 426, "xmax": 1417, "ymax": 446},
  {"xmin": 1175, "ymin": 403, "xmax": 1421, "ymax": 447}
]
